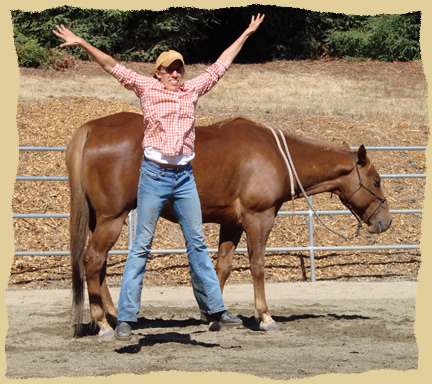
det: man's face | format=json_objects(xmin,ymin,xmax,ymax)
[{"xmin": 155, "ymin": 60, "xmax": 185, "ymax": 92}]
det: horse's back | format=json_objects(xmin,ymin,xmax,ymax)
[
  {"xmin": 196, "ymin": 117, "xmax": 272, "ymax": 146},
  {"xmin": 192, "ymin": 118, "xmax": 289, "ymax": 219},
  {"xmin": 194, "ymin": 118, "xmax": 279, "ymax": 168}
]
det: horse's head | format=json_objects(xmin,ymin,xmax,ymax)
[{"xmin": 338, "ymin": 145, "xmax": 392, "ymax": 234}]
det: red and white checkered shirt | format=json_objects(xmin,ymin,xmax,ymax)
[{"xmin": 110, "ymin": 60, "xmax": 228, "ymax": 156}]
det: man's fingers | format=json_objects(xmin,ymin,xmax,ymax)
[{"xmin": 249, "ymin": 13, "xmax": 265, "ymax": 29}]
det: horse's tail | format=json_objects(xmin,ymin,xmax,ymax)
[{"xmin": 66, "ymin": 124, "xmax": 91, "ymax": 337}]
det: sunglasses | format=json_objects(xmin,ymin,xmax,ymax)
[{"xmin": 159, "ymin": 66, "xmax": 184, "ymax": 75}]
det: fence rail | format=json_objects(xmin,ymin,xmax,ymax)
[{"xmin": 15, "ymin": 145, "xmax": 425, "ymax": 281}]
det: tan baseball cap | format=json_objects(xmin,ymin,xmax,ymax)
[{"xmin": 155, "ymin": 50, "xmax": 185, "ymax": 71}]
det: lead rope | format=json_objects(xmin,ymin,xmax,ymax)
[
  {"xmin": 267, "ymin": 126, "xmax": 355, "ymax": 240},
  {"xmin": 267, "ymin": 126, "xmax": 295, "ymax": 197}
]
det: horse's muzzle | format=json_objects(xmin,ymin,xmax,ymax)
[{"xmin": 367, "ymin": 217, "xmax": 392, "ymax": 234}]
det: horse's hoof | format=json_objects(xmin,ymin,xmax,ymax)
[
  {"xmin": 98, "ymin": 329, "xmax": 115, "ymax": 339},
  {"xmin": 260, "ymin": 321, "xmax": 279, "ymax": 331}
]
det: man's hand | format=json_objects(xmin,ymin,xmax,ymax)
[
  {"xmin": 53, "ymin": 25, "xmax": 83, "ymax": 48},
  {"xmin": 217, "ymin": 13, "xmax": 266, "ymax": 68},
  {"xmin": 244, "ymin": 13, "xmax": 265, "ymax": 37},
  {"xmin": 52, "ymin": 24, "xmax": 116, "ymax": 73}
]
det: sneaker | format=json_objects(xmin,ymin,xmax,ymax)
[
  {"xmin": 205, "ymin": 310, "xmax": 242, "ymax": 327},
  {"xmin": 115, "ymin": 321, "xmax": 133, "ymax": 340}
]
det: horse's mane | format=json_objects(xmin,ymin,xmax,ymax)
[
  {"xmin": 215, "ymin": 116, "xmax": 351, "ymax": 154},
  {"xmin": 285, "ymin": 129, "xmax": 350, "ymax": 154}
]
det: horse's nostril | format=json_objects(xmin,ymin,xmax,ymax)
[{"xmin": 377, "ymin": 222, "xmax": 382, "ymax": 234}]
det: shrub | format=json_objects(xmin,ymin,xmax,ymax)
[
  {"xmin": 14, "ymin": 28, "xmax": 81, "ymax": 69},
  {"xmin": 324, "ymin": 13, "xmax": 421, "ymax": 61},
  {"xmin": 43, "ymin": 49, "xmax": 81, "ymax": 69},
  {"xmin": 11, "ymin": 7, "xmax": 421, "ymax": 66},
  {"xmin": 14, "ymin": 30, "xmax": 46, "ymax": 67},
  {"xmin": 11, "ymin": 6, "xmax": 221, "ymax": 65},
  {"xmin": 366, "ymin": 14, "xmax": 420, "ymax": 61}
]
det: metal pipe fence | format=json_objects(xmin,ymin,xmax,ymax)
[{"xmin": 15, "ymin": 146, "xmax": 425, "ymax": 281}]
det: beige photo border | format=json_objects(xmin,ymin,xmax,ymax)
[{"xmin": 1, "ymin": 0, "xmax": 430, "ymax": 383}]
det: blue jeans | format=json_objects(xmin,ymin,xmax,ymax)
[{"xmin": 117, "ymin": 158, "xmax": 226, "ymax": 322}]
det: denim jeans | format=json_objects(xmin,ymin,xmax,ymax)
[{"xmin": 117, "ymin": 158, "xmax": 226, "ymax": 322}]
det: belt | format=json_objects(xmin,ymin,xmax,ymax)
[{"xmin": 146, "ymin": 159, "xmax": 187, "ymax": 169}]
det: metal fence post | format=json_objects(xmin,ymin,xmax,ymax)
[
  {"xmin": 308, "ymin": 196, "xmax": 316, "ymax": 282},
  {"xmin": 128, "ymin": 211, "xmax": 133, "ymax": 250},
  {"xmin": 128, "ymin": 209, "xmax": 137, "ymax": 250}
]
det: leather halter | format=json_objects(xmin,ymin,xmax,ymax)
[{"xmin": 341, "ymin": 152, "xmax": 387, "ymax": 236}]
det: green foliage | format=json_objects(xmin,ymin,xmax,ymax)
[
  {"xmin": 11, "ymin": 6, "xmax": 421, "ymax": 67},
  {"xmin": 11, "ymin": 6, "xmax": 220, "ymax": 65},
  {"xmin": 11, "ymin": 7, "xmax": 131, "ymax": 61},
  {"xmin": 117, "ymin": 8, "xmax": 220, "ymax": 62},
  {"xmin": 14, "ymin": 30, "xmax": 45, "ymax": 67},
  {"xmin": 13, "ymin": 28, "xmax": 68, "ymax": 68},
  {"xmin": 324, "ymin": 13, "xmax": 421, "ymax": 61}
]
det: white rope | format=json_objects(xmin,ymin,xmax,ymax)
[
  {"xmin": 267, "ymin": 125, "xmax": 352, "ymax": 240},
  {"xmin": 267, "ymin": 126, "xmax": 295, "ymax": 197}
]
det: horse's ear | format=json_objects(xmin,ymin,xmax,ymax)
[
  {"xmin": 357, "ymin": 144, "xmax": 367, "ymax": 166},
  {"xmin": 342, "ymin": 141, "xmax": 350, "ymax": 149}
]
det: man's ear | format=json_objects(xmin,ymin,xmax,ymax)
[{"xmin": 155, "ymin": 70, "xmax": 161, "ymax": 80}]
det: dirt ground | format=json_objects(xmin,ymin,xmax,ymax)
[{"xmin": 5, "ymin": 281, "xmax": 418, "ymax": 380}]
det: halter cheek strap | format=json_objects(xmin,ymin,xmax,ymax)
[{"xmin": 342, "ymin": 152, "xmax": 387, "ymax": 236}]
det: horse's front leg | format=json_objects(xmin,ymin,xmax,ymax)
[{"xmin": 244, "ymin": 211, "xmax": 278, "ymax": 331}]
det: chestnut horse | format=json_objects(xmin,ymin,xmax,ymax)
[{"xmin": 67, "ymin": 113, "xmax": 392, "ymax": 337}]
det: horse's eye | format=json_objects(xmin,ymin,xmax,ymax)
[{"xmin": 374, "ymin": 179, "xmax": 381, "ymax": 188}]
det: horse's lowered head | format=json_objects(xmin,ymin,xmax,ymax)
[{"xmin": 336, "ymin": 144, "xmax": 392, "ymax": 234}]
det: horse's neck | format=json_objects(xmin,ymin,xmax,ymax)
[{"xmin": 288, "ymin": 136, "xmax": 353, "ymax": 196}]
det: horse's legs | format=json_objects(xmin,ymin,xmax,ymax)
[
  {"xmin": 100, "ymin": 262, "xmax": 118, "ymax": 329},
  {"xmin": 216, "ymin": 225, "xmax": 243, "ymax": 292},
  {"xmin": 84, "ymin": 214, "xmax": 127, "ymax": 337},
  {"xmin": 244, "ymin": 211, "xmax": 278, "ymax": 331}
]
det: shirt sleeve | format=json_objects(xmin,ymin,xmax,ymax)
[
  {"xmin": 110, "ymin": 63, "xmax": 153, "ymax": 98},
  {"xmin": 185, "ymin": 59, "xmax": 228, "ymax": 96}
]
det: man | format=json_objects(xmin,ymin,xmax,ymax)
[{"xmin": 54, "ymin": 13, "xmax": 265, "ymax": 340}]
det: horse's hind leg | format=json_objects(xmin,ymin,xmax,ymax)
[
  {"xmin": 216, "ymin": 225, "xmax": 243, "ymax": 292},
  {"xmin": 101, "ymin": 262, "xmax": 118, "ymax": 329},
  {"xmin": 244, "ymin": 211, "xmax": 278, "ymax": 331},
  {"xmin": 84, "ymin": 214, "xmax": 127, "ymax": 337}
]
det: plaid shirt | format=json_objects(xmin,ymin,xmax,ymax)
[{"xmin": 110, "ymin": 60, "xmax": 228, "ymax": 156}]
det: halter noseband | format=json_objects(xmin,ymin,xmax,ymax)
[{"xmin": 342, "ymin": 152, "xmax": 387, "ymax": 236}]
